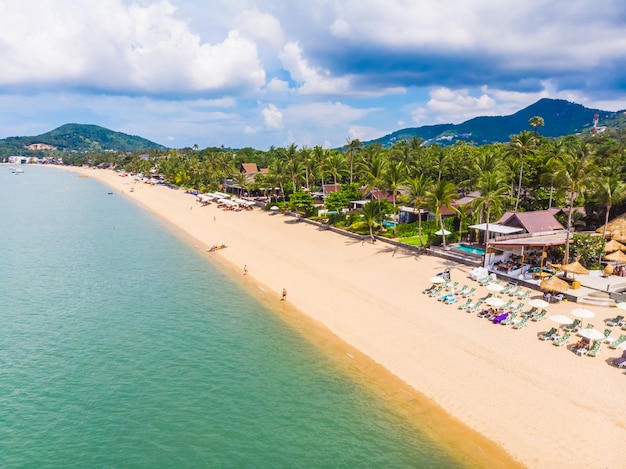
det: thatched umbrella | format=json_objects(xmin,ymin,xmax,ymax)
[
  {"xmin": 605, "ymin": 239, "xmax": 626, "ymax": 253},
  {"xmin": 540, "ymin": 276, "xmax": 569, "ymax": 293},
  {"xmin": 560, "ymin": 260, "xmax": 589, "ymax": 278},
  {"xmin": 597, "ymin": 214, "xmax": 626, "ymax": 240},
  {"xmin": 604, "ymin": 250, "xmax": 626, "ymax": 265}
]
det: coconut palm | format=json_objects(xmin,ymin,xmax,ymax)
[
  {"xmin": 327, "ymin": 151, "xmax": 349, "ymax": 185},
  {"xmin": 507, "ymin": 131, "xmax": 538, "ymax": 212},
  {"xmin": 424, "ymin": 180, "xmax": 459, "ymax": 249},
  {"xmin": 345, "ymin": 138, "xmax": 362, "ymax": 185},
  {"xmin": 471, "ymin": 172, "xmax": 510, "ymax": 267},
  {"xmin": 359, "ymin": 201, "xmax": 381, "ymax": 242},
  {"xmin": 597, "ymin": 173, "xmax": 626, "ymax": 240},
  {"xmin": 404, "ymin": 174, "xmax": 431, "ymax": 247},
  {"xmin": 384, "ymin": 161, "xmax": 407, "ymax": 237},
  {"xmin": 529, "ymin": 115, "xmax": 545, "ymax": 136}
]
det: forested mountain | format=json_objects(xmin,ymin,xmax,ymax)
[
  {"xmin": 365, "ymin": 98, "xmax": 625, "ymax": 147},
  {"xmin": 0, "ymin": 123, "xmax": 165, "ymax": 156}
]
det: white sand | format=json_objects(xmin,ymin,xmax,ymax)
[{"xmin": 58, "ymin": 167, "xmax": 626, "ymax": 468}]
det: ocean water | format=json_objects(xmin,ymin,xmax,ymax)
[{"xmin": 0, "ymin": 166, "xmax": 463, "ymax": 468}]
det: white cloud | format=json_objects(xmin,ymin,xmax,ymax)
[
  {"xmin": 265, "ymin": 78, "xmax": 291, "ymax": 93},
  {"xmin": 0, "ymin": 0, "xmax": 266, "ymax": 94},
  {"xmin": 262, "ymin": 103, "xmax": 283, "ymax": 129},
  {"xmin": 411, "ymin": 87, "xmax": 497, "ymax": 124},
  {"xmin": 329, "ymin": 18, "xmax": 352, "ymax": 38},
  {"xmin": 279, "ymin": 42, "xmax": 351, "ymax": 94},
  {"xmin": 234, "ymin": 8, "xmax": 284, "ymax": 47}
]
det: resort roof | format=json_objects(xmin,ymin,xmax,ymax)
[
  {"xmin": 497, "ymin": 210, "xmax": 564, "ymax": 234},
  {"xmin": 241, "ymin": 163, "xmax": 259, "ymax": 174},
  {"xmin": 468, "ymin": 223, "xmax": 524, "ymax": 234},
  {"xmin": 489, "ymin": 232, "xmax": 569, "ymax": 247}
]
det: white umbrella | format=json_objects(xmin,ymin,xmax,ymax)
[
  {"xmin": 485, "ymin": 297, "xmax": 505, "ymax": 307},
  {"xmin": 529, "ymin": 299, "xmax": 549, "ymax": 308},
  {"xmin": 550, "ymin": 314, "xmax": 573, "ymax": 325},
  {"xmin": 429, "ymin": 276, "xmax": 446, "ymax": 284},
  {"xmin": 270, "ymin": 205, "xmax": 280, "ymax": 211},
  {"xmin": 577, "ymin": 329, "xmax": 605, "ymax": 340},
  {"xmin": 434, "ymin": 229, "xmax": 451, "ymax": 236},
  {"xmin": 487, "ymin": 283, "xmax": 505, "ymax": 292},
  {"xmin": 616, "ymin": 303, "xmax": 626, "ymax": 311},
  {"xmin": 571, "ymin": 308, "xmax": 595, "ymax": 319}
]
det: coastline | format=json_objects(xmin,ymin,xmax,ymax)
[{"xmin": 49, "ymin": 166, "xmax": 626, "ymax": 468}]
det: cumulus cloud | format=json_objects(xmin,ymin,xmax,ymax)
[
  {"xmin": 234, "ymin": 8, "xmax": 284, "ymax": 47},
  {"xmin": 0, "ymin": 0, "xmax": 266, "ymax": 95},
  {"xmin": 262, "ymin": 103, "xmax": 283, "ymax": 129}
]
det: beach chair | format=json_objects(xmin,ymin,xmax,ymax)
[
  {"xmin": 478, "ymin": 293, "xmax": 493, "ymax": 302},
  {"xmin": 444, "ymin": 295, "xmax": 457, "ymax": 305},
  {"xmin": 553, "ymin": 332, "xmax": 571, "ymax": 347},
  {"xmin": 446, "ymin": 281, "xmax": 459, "ymax": 292},
  {"xmin": 602, "ymin": 329, "xmax": 613, "ymax": 343},
  {"xmin": 461, "ymin": 287, "xmax": 476, "ymax": 298},
  {"xmin": 531, "ymin": 310, "xmax": 547, "ymax": 322},
  {"xmin": 502, "ymin": 299, "xmax": 514, "ymax": 310},
  {"xmin": 512, "ymin": 316, "xmax": 530, "ymax": 330},
  {"xmin": 608, "ymin": 334, "xmax": 626, "ymax": 349},
  {"xmin": 501, "ymin": 283, "xmax": 514, "ymax": 295},
  {"xmin": 521, "ymin": 307, "xmax": 538, "ymax": 318},
  {"xmin": 577, "ymin": 323, "xmax": 595, "ymax": 336},
  {"xmin": 478, "ymin": 276, "xmax": 492, "ymax": 286},
  {"xmin": 466, "ymin": 300, "xmax": 484, "ymax": 313},
  {"xmin": 456, "ymin": 285, "xmax": 469, "ymax": 296},
  {"xmin": 509, "ymin": 302, "xmax": 524, "ymax": 314},
  {"xmin": 563, "ymin": 319, "xmax": 581, "ymax": 333},
  {"xmin": 606, "ymin": 315, "xmax": 624, "ymax": 327},
  {"xmin": 587, "ymin": 340, "xmax": 602, "ymax": 358},
  {"xmin": 538, "ymin": 327, "xmax": 558, "ymax": 340},
  {"xmin": 492, "ymin": 312, "xmax": 508, "ymax": 324},
  {"xmin": 508, "ymin": 286, "xmax": 522, "ymax": 297},
  {"xmin": 437, "ymin": 292, "xmax": 454, "ymax": 302},
  {"xmin": 501, "ymin": 312, "xmax": 516, "ymax": 326},
  {"xmin": 457, "ymin": 298, "xmax": 472, "ymax": 310},
  {"xmin": 611, "ymin": 350, "xmax": 626, "ymax": 367},
  {"xmin": 428, "ymin": 286, "xmax": 443, "ymax": 297},
  {"xmin": 517, "ymin": 289, "xmax": 532, "ymax": 300}
]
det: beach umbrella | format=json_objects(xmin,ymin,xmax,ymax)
[
  {"xmin": 577, "ymin": 328, "xmax": 605, "ymax": 340},
  {"xmin": 549, "ymin": 314, "xmax": 573, "ymax": 325},
  {"xmin": 540, "ymin": 276, "xmax": 569, "ymax": 294},
  {"xmin": 434, "ymin": 229, "xmax": 451, "ymax": 236},
  {"xmin": 560, "ymin": 260, "xmax": 589, "ymax": 277},
  {"xmin": 616, "ymin": 302, "xmax": 626, "ymax": 311},
  {"xmin": 605, "ymin": 239, "xmax": 626, "ymax": 253},
  {"xmin": 429, "ymin": 276, "xmax": 446, "ymax": 284},
  {"xmin": 485, "ymin": 297, "xmax": 505, "ymax": 308},
  {"xmin": 604, "ymin": 250, "xmax": 626, "ymax": 264},
  {"xmin": 571, "ymin": 308, "xmax": 595, "ymax": 319},
  {"xmin": 596, "ymin": 214, "xmax": 626, "ymax": 239},
  {"xmin": 270, "ymin": 205, "xmax": 280, "ymax": 211},
  {"xmin": 487, "ymin": 283, "xmax": 506, "ymax": 292},
  {"xmin": 529, "ymin": 299, "xmax": 549, "ymax": 308}
]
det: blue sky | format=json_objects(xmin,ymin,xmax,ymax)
[{"xmin": 1, "ymin": 0, "xmax": 625, "ymax": 150}]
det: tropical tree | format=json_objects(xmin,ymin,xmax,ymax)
[
  {"xmin": 384, "ymin": 161, "xmax": 407, "ymax": 237},
  {"xmin": 529, "ymin": 115, "xmax": 545, "ymax": 136},
  {"xmin": 471, "ymin": 172, "xmax": 510, "ymax": 267},
  {"xmin": 597, "ymin": 173, "xmax": 626, "ymax": 240},
  {"xmin": 345, "ymin": 138, "xmax": 362, "ymax": 185},
  {"xmin": 359, "ymin": 201, "xmax": 381, "ymax": 242},
  {"xmin": 424, "ymin": 180, "xmax": 459, "ymax": 249},
  {"xmin": 404, "ymin": 174, "xmax": 431, "ymax": 246},
  {"xmin": 327, "ymin": 151, "xmax": 349, "ymax": 185},
  {"xmin": 507, "ymin": 131, "xmax": 538, "ymax": 212}
]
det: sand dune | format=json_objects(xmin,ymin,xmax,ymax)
[{"xmin": 60, "ymin": 166, "xmax": 626, "ymax": 468}]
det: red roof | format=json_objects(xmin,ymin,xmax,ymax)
[{"xmin": 497, "ymin": 210, "xmax": 564, "ymax": 234}]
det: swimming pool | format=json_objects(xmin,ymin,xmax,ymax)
[{"xmin": 454, "ymin": 243, "xmax": 485, "ymax": 256}]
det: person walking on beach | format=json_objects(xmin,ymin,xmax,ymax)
[
  {"xmin": 243, "ymin": 265, "xmax": 248, "ymax": 275},
  {"xmin": 281, "ymin": 288, "xmax": 287, "ymax": 301}
]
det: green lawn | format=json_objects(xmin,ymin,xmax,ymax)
[{"xmin": 399, "ymin": 235, "xmax": 428, "ymax": 246}]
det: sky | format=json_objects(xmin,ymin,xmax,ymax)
[{"xmin": 1, "ymin": 0, "xmax": 626, "ymax": 150}]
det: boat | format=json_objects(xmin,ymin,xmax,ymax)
[{"xmin": 12, "ymin": 168, "xmax": 24, "ymax": 174}]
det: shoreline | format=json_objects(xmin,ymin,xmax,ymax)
[{"xmin": 45, "ymin": 165, "xmax": 626, "ymax": 468}]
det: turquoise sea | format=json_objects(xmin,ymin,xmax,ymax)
[{"xmin": 0, "ymin": 166, "xmax": 464, "ymax": 468}]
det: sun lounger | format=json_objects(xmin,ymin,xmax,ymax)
[
  {"xmin": 438, "ymin": 293, "xmax": 454, "ymax": 302},
  {"xmin": 478, "ymin": 276, "xmax": 492, "ymax": 286},
  {"xmin": 608, "ymin": 334, "xmax": 626, "ymax": 349},
  {"xmin": 539, "ymin": 327, "xmax": 558, "ymax": 340},
  {"xmin": 500, "ymin": 283, "xmax": 514, "ymax": 295},
  {"xmin": 478, "ymin": 293, "xmax": 493, "ymax": 302},
  {"xmin": 509, "ymin": 302, "xmax": 524, "ymax": 314},
  {"xmin": 466, "ymin": 300, "xmax": 484, "ymax": 313},
  {"xmin": 587, "ymin": 340, "xmax": 602, "ymax": 358},
  {"xmin": 501, "ymin": 299, "xmax": 514, "ymax": 310},
  {"xmin": 531, "ymin": 310, "xmax": 547, "ymax": 322},
  {"xmin": 461, "ymin": 287, "xmax": 476, "ymax": 298},
  {"xmin": 428, "ymin": 287, "xmax": 443, "ymax": 297},
  {"xmin": 602, "ymin": 329, "xmax": 613, "ymax": 343},
  {"xmin": 612, "ymin": 350, "xmax": 626, "ymax": 367},
  {"xmin": 576, "ymin": 323, "xmax": 594, "ymax": 336},
  {"xmin": 553, "ymin": 332, "xmax": 571, "ymax": 347},
  {"xmin": 446, "ymin": 281, "xmax": 459, "ymax": 292},
  {"xmin": 521, "ymin": 306, "xmax": 537, "ymax": 318},
  {"xmin": 457, "ymin": 298, "xmax": 472, "ymax": 310},
  {"xmin": 512, "ymin": 316, "xmax": 530, "ymax": 330},
  {"xmin": 501, "ymin": 312, "xmax": 516, "ymax": 325},
  {"xmin": 444, "ymin": 295, "xmax": 457, "ymax": 305},
  {"xmin": 508, "ymin": 286, "xmax": 522, "ymax": 297},
  {"xmin": 492, "ymin": 312, "xmax": 508, "ymax": 324},
  {"xmin": 563, "ymin": 319, "xmax": 581, "ymax": 332},
  {"xmin": 455, "ymin": 285, "xmax": 469, "ymax": 296},
  {"xmin": 606, "ymin": 315, "xmax": 624, "ymax": 327},
  {"xmin": 517, "ymin": 289, "xmax": 532, "ymax": 300}
]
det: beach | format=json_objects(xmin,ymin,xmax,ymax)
[{"xmin": 60, "ymin": 166, "xmax": 626, "ymax": 468}]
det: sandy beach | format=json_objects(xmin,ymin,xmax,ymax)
[{"xmin": 57, "ymin": 166, "xmax": 626, "ymax": 468}]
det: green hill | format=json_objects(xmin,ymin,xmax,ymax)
[
  {"xmin": 0, "ymin": 123, "xmax": 166, "ymax": 155},
  {"xmin": 365, "ymin": 98, "xmax": 626, "ymax": 147}
]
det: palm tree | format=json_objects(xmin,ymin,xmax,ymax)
[
  {"xmin": 557, "ymin": 139, "xmax": 596, "ymax": 264},
  {"xmin": 345, "ymin": 138, "xmax": 362, "ymax": 185},
  {"xmin": 424, "ymin": 180, "xmax": 459, "ymax": 249},
  {"xmin": 360, "ymin": 152, "xmax": 388, "ymax": 224},
  {"xmin": 404, "ymin": 174, "xmax": 431, "ymax": 247},
  {"xmin": 507, "ymin": 131, "xmax": 537, "ymax": 212},
  {"xmin": 327, "ymin": 151, "xmax": 349, "ymax": 185},
  {"xmin": 540, "ymin": 139, "xmax": 567, "ymax": 209},
  {"xmin": 360, "ymin": 201, "xmax": 381, "ymax": 242},
  {"xmin": 471, "ymin": 172, "xmax": 510, "ymax": 267},
  {"xmin": 384, "ymin": 162, "xmax": 407, "ymax": 237},
  {"xmin": 597, "ymin": 173, "xmax": 626, "ymax": 240},
  {"xmin": 529, "ymin": 115, "xmax": 545, "ymax": 136}
]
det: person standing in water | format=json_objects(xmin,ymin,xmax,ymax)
[
  {"xmin": 243, "ymin": 265, "xmax": 248, "ymax": 275},
  {"xmin": 281, "ymin": 288, "xmax": 287, "ymax": 301}
]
